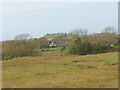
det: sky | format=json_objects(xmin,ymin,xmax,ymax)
[{"xmin": 2, "ymin": 2, "xmax": 118, "ymax": 41}]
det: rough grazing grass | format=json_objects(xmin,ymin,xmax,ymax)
[{"xmin": 2, "ymin": 52, "xmax": 118, "ymax": 88}]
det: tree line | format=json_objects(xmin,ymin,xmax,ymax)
[
  {"xmin": 2, "ymin": 26, "xmax": 118, "ymax": 60},
  {"xmin": 67, "ymin": 27, "xmax": 118, "ymax": 55}
]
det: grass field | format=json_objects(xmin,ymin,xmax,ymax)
[
  {"xmin": 2, "ymin": 51, "xmax": 118, "ymax": 88},
  {"xmin": 44, "ymin": 47, "xmax": 62, "ymax": 51}
]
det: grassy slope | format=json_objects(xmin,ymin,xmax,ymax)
[
  {"xmin": 44, "ymin": 47, "xmax": 62, "ymax": 51},
  {"xmin": 2, "ymin": 52, "xmax": 118, "ymax": 88}
]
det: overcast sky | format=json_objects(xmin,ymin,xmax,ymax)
[{"xmin": 2, "ymin": 2, "xmax": 118, "ymax": 41}]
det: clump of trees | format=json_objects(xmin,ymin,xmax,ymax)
[
  {"xmin": 67, "ymin": 27, "xmax": 118, "ymax": 55},
  {"xmin": 14, "ymin": 34, "xmax": 31, "ymax": 40},
  {"xmin": 2, "ymin": 34, "xmax": 48, "ymax": 60},
  {"xmin": 2, "ymin": 40, "xmax": 35, "ymax": 60},
  {"xmin": 68, "ymin": 38, "xmax": 93, "ymax": 55}
]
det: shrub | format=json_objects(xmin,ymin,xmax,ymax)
[
  {"xmin": 68, "ymin": 37, "xmax": 116, "ymax": 55},
  {"xmin": 2, "ymin": 40, "xmax": 37, "ymax": 60},
  {"xmin": 68, "ymin": 38, "xmax": 93, "ymax": 55}
]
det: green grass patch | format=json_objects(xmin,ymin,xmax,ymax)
[
  {"xmin": 97, "ymin": 56, "xmax": 118, "ymax": 61},
  {"xmin": 43, "ymin": 47, "xmax": 62, "ymax": 51}
]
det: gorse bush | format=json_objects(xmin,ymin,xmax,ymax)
[
  {"xmin": 68, "ymin": 38, "xmax": 93, "ymax": 55},
  {"xmin": 68, "ymin": 37, "xmax": 115, "ymax": 55}
]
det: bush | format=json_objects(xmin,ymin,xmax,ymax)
[
  {"xmin": 68, "ymin": 37, "xmax": 115, "ymax": 55},
  {"xmin": 68, "ymin": 38, "xmax": 93, "ymax": 55},
  {"xmin": 2, "ymin": 40, "xmax": 37, "ymax": 60}
]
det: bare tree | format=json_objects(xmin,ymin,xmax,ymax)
[
  {"xmin": 14, "ymin": 34, "xmax": 31, "ymax": 40},
  {"xmin": 102, "ymin": 26, "xmax": 117, "ymax": 34},
  {"xmin": 37, "ymin": 37, "xmax": 48, "ymax": 49},
  {"xmin": 101, "ymin": 26, "xmax": 117, "ymax": 45},
  {"xmin": 69, "ymin": 28, "xmax": 88, "ymax": 40},
  {"xmin": 68, "ymin": 28, "xmax": 88, "ymax": 45}
]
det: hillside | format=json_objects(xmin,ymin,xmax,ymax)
[{"xmin": 2, "ymin": 52, "xmax": 118, "ymax": 88}]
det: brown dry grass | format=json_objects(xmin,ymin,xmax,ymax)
[{"xmin": 2, "ymin": 51, "xmax": 118, "ymax": 88}]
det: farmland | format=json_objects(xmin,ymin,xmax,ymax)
[
  {"xmin": 2, "ymin": 2, "xmax": 118, "ymax": 88},
  {"xmin": 2, "ymin": 51, "xmax": 118, "ymax": 88}
]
